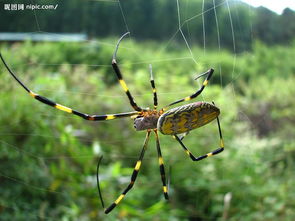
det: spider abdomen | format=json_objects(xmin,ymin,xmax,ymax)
[{"xmin": 157, "ymin": 102, "xmax": 220, "ymax": 135}]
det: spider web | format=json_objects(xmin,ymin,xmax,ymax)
[{"xmin": 0, "ymin": 0, "xmax": 258, "ymax": 219}]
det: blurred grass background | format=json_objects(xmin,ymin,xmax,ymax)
[{"xmin": 0, "ymin": 0, "xmax": 295, "ymax": 220}]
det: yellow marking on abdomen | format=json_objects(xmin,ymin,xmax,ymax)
[
  {"xmin": 160, "ymin": 117, "xmax": 174, "ymax": 135},
  {"xmin": 55, "ymin": 104, "xmax": 72, "ymax": 113},
  {"xmin": 203, "ymin": 80, "xmax": 208, "ymax": 86},
  {"xmin": 119, "ymin": 80, "xmax": 128, "ymax": 92},
  {"xmin": 115, "ymin": 194, "xmax": 125, "ymax": 204},
  {"xmin": 207, "ymin": 153, "xmax": 213, "ymax": 157},
  {"xmin": 159, "ymin": 102, "xmax": 219, "ymax": 135}
]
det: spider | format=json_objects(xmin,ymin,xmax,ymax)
[{"xmin": 0, "ymin": 32, "xmax": 224, "ymax": 214}]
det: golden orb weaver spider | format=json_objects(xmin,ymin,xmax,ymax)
[{"xmin": 0, "ymin": 32, "xmax": 224, "ymax": 214}]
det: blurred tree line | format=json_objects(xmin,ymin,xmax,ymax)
[{"xmin": 0, "ymin": 0, "xmax": 294, "ymax": 52}]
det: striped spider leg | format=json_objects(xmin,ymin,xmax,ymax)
[
  {"xmin": 97, "ymin": 64, "xmax": 169, "ymax": 214},
  {"xmin": 154, "ymin": 129, "xmax": 169, "ymax": 199},
  {"xmin": 173, "ymin": 112, "xmax": 224, "ymax": 162},
  {"xmin": 0, "ymin": 53, "xmax": 141, "ymax": 121},
  {"xmin": 112, "ymin": 32, "xmax": 143, "ymax": 111},
  {"xmin": 150, "ymin": 64, "xmax": 169, "ymax": 199},
  {"xmin": 164, "ymin": 68, "xmax": 214, "ymax": 108},
  {"xmin": 149, "ymin": 64, "xmax": 158, "ymax": 110},
  {"xmin": 98, "ymin": 130, "xmax": 151, "ymax": 214}
]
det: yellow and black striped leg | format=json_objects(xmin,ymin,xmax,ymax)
[
  {"xmin": 0, "ymin": 53, "xmax": 141, "ymax": 121},
  {"xmin": 112, "ymin": 33, "xmax": 142, "ymax": 111},
  {"xmin": 154, "ymin": 130, "xmax": 169, "ymax": 199},
  {"xmin": 173, "ymin": 116, "xmax": 224, "ymax": 162},
  {"xmin": 149, "ymin": 64, "xmax": 158, "ymax": 110},
  {"xmin": 30, "ymin": 90, "xmax": 139, "ymax": 121},
  {"xmin": 165, "ymin": 68, "xmax": 214, "ymax": 108},
  {"xmin": 102, "ymin": 131, "xmax": 151, "ymax": 214}
]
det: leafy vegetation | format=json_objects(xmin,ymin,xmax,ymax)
[
  {"xmin": 1, "ymin": 0, "xmax": 295, "ymax": 52},
  {"xmin": 1, "ymin": 38, "xmax": 295, "ymax": 220}
]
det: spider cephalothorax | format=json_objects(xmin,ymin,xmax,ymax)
[
  {"xmin": 134, "ymin": 115, "xmax": 159, "ymax": 131},
  {"xmin": 133, "ymin": 109, "xmax": 163, "ymax": 131},
  {"xmin": 0, "ymin": 32, "xmax": 224, "ymax": 214}
]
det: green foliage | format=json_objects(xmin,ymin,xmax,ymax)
[
  {"xmin": 1, "ymin": 0, "xmax": 294, "ymax": 51},
  {"xmin": 1, "ymin": 39, "xmax": 295, "ymax": 220}
]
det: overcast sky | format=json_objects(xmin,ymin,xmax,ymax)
[{"xmin": 241, "ymin": 0, "xmax": 295, "ymax": 14}]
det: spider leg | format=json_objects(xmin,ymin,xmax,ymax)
[
  {"xmin": 164, "ymin": 68, "xmax": 214, "ymax": 108},
  {"xmin": 154, "ymin": 129, "xmax": 169, "ymax": 199},
  {"xmin": 173, "ymin": 116, "xmax": 224, "ymax": 162},
  {"xmin": 102, "ymin": 130, "xmax": 151, "ymax": 214},
  {"xmin": 149, "ymin": 64, "xmax": 158, "ymax": 110},
  {"xmin": 179, "ymin": 131, "xmax": 190, "ymax": 141},
  {"xmin": 96, "ymin": 156, "xmax": 105, "ymax": 209},
  {"xmin": 112, "ymin": 33, "xmax": 143, "ymax": 111},
  {"xmin": 0, "ymin": 53, "xmax": 140, "ymax": 121}
]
